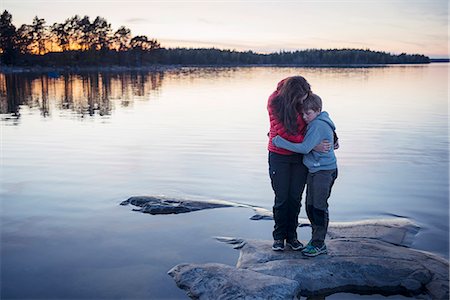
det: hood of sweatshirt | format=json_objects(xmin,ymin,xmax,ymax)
[{"xmin": 315, "ymin": 111, "xmax": 336, "ymax": 131}]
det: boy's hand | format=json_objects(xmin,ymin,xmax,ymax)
[
  {"xmin": 272, "ymin": 135, "xmax": 281, "ymax": 147},
  {"xmin": 314, "ymin": 140, "xmax": 331, "ymax": 153}
]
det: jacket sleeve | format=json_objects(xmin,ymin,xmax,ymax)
[{"xmin": 272, "ymin": 124, "xmax": 323, "ymax": 154}]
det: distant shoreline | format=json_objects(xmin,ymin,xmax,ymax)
[
  {"xmin": 430, "ymin": 58, "xmax": 450, "ymax": 63},
  {"xmin": 1, "ymin": 61, "xmax": 447, "ymax": 74}
]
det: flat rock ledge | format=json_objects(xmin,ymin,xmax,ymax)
[{"xmin": 169, "ymin": 225, "xmax": 449, "ymax": 299}]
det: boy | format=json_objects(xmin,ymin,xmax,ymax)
[{"xmin": 272, "ymin": 93, "xmax": 338, "ymax": 257}]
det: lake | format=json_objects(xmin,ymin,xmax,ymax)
[{"xmin": 1, "ymin": 64, "xmax": 448, "ymax": 299}]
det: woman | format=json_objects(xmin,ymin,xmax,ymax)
[{"xmin": 267, "ymin": 76, "xmax": 330, "ymax": 251}]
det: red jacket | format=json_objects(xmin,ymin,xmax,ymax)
[{"xmin": 267, "ymin": 79, "xmax": 306, "ymax": 155}]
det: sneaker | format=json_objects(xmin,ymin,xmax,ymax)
[
  {"xmin": 286, "ymin": 239, "xmax": 304, "ymax": 251},
  {"xmin": 272, "ymin": 239, "xmax": 285, "ymax": 251},
  {"xmin": 302, "ymin": 244, "xmax": 327, "ymax": 257}
]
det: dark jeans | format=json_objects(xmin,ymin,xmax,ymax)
[
  {"xmin": 306, "ymin": 169, "xmax": 338, "ymax": 247},
  {"xmin": 269, "ymin": 151, "xmax": 308, "ymax": 241}
]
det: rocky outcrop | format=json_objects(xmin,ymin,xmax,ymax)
[
  {"xmin": 169, "ymin": 220, "xmax": 449, "ymax": 299},
  {"xmin": 121, "ymin": 196, "xmax": 448, "ymax": 298}
]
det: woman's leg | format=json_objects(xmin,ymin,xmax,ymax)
[
  {"xmin": 269, "ymin": 152, "xmax": 292, "ymax": 241},
  {"xmin": 286, "ymin": 157, "xmax": 308, "ymax": 241}
]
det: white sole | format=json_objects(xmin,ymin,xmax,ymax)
[
  {"xmin": 272, "ymin": 246, "xmax": 284, "ymax": 251},
  {"xmin": 302, "ymin": 250, "xmax": 327, "ymax": 257},
  {"xmin": 286, "ymin": 243, "xmax": 304, "ymax": 251}
]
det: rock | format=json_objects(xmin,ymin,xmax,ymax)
[
  {"xmin": 167, "ymin": 263, "xmax": 300, "ymax": 300},
  {"xmin": 120, "ymin": 195, "xmax": 273, "ymax": 219},
  {"xmin": 214, "ymin": 237, "xmax": 246, "ymax": 249},
  {"xmin": 248, "ymin": 207, "xmax": 274, "ymax": 220},
  {"xmin": 246, "ymin": 208, "xmax": 420, "ymax": 247},
  {"xmin": 122, "ymin": 196, "xmax": 446, "ymax": 298},
  {"xmin": 326, "ymin": 218, "xmax": 420, "ymax": 247},
  {"xmin": 120, "ymin": 196, "xmax": 243, "ymax": 215},
  {"xmin": 169, "ymin": 219, "xmax": 449, "ymax": 299}
]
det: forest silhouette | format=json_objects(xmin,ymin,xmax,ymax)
[{"xmin": 0, "ymin": 10, "xmax": 430, "ymax": 67}]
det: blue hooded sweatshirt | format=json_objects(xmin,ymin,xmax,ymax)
[{"xmin": 272, "ymin": 111, "xmax": 337, "ymax": 173}]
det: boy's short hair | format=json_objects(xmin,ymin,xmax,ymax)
[{"xmin": 303, "ymin": 93, "xmax": 322, "ymax": 112}]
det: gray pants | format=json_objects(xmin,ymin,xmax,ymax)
[{"xmin": 306, "ymin": 169, "xmax": 338, "ymax": 247}]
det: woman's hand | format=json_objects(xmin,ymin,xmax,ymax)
[
  {"xmin": 333, "ymin": 131, "xmax": 339, "ymax": 150},
  {"xmin": 314, "ymin": 140, "xmax": 331, "ymax": 153},
  {"xmin": 334, "ymin": 140, "xmax": 340, "ymax": 150}
]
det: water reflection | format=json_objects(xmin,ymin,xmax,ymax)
[{"xmin": 0, "ymin": 72, "xmax": 164, "ymax": 121}]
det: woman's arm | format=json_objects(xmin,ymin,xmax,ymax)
[{"xmin": 272, "ymin": 135, "xmax": 310, "ymax": 154}]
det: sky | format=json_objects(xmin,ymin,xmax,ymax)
[{"xmin": 2, "ymin": 0, "xmax": 449, "ymax": 58}]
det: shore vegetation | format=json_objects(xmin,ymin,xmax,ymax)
[{"xmin": 0, "ymin": 10, "xmax": 430, "ymax": 69}]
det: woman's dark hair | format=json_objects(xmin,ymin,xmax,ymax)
[{"xmin": 272, "ymin": 76, "xmax": 311, "ymax": 135}]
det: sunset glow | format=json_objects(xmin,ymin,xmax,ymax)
[{"xmin": 3, "ymin": 0, "xmax": 449, "ymax": 58}]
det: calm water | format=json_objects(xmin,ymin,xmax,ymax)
[{"xmin": 1, "ymin": 65, "xmax": 448, "ymax": 299}]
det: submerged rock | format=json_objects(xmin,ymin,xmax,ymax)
[
  {"xmin": 121, "ymin": 195, "xmax": 278, "ymax": 220},
  {"xmin": 120, "ymin": 196, "xmax": 243, "ymax": 214},
  {"xmin": 169, "ymin": 219, "xmax": 449, "ymax": 299}
]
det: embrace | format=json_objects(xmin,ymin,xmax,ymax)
[{"xmin": 267, "ymin": 76, "xmax": 339, "ymax": 257}]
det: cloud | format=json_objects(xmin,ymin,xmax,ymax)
[{"xmin": 124, "ymin": 18, "xmax": 149, "ymax": 24}]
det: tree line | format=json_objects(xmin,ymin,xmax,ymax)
[
  {"xmin": 0, "ymin": 10, "xmax": 430, "ymax": 67},
  {"xmin": 0, "ymin": 10, "xmax": 160, "ymax": 65}
]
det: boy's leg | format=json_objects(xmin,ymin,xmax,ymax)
[
  {"xmin": 312, "ymin": 208, "xmax": 329, "ymax": 247},
  {"xmin": 309, "ymin": 169, "xmax": 337, "ymax": 247},
  {"xmin": 305, "ymin": 173, "xmax": 316, "ymax": 242}
]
